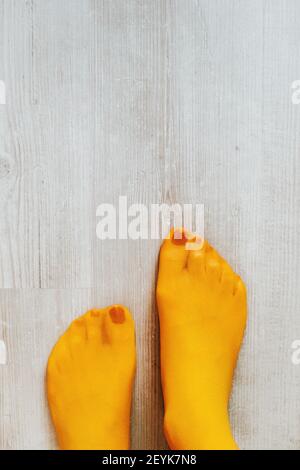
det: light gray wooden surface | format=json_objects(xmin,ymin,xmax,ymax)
[{"xmin": 0, "ymin": 0, "xmax": 300, "ymax": 450}]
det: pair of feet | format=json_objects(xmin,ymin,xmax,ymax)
[{"xmin": 47, "ymin": 230, "xmax": 247, "ymax": 450}]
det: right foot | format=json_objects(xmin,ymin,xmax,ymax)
[
  {"xmin": 156, "ymin": 229, "xmax": 247, "ymax": 450},
  {"xmin": 47, "ymin": 305, "xmax": 136, "ymax": 450}
]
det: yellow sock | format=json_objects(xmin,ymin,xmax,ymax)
[
  {"xmin": 156, "ymin": 229, "xmax": 247, "ymax": 450},
  {"xmin": 46, "ymin": 305, "xmax": 136, "ymax": 450}
]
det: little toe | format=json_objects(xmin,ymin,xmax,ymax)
[
  {"xmin": 233, "ymin": 276, "xmax": 247, "ymax": 301},
  {"xmin": 47, "ymin": 335, "xmax": 72, "ymax": 379}
]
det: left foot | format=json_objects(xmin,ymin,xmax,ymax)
[{"xmin": 46, "ymin": 306, "xmax": 136, "ymax": 450}]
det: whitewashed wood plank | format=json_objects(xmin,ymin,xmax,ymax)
[
  {"xmin": 32, "ymin": 0, "xmax": 95, "ymax": 288},
  {"xmin": 0, "ymin": 0, "xmax": 41, "ymax": 287},
  {"xmin": 91, "ymin": 0, "xmax": 168, "ymax": 449},
  {"xmin": 0, "ymin": 289, "xmax": 96, "ymax": 449}
]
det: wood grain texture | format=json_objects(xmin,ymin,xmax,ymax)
[{"xmin": 0, "ymin": 0, "xmax": 300, "ymax": 449}]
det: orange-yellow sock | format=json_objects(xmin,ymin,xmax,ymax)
[
  {"xmin": 156, "ymin": 229, "xmax": 247, "ymax": 450},
  {"xmin": 46, "ymin": 305, "xmax": 136, "ymax": 450}
]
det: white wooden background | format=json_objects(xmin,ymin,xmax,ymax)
[{"xmin": 0, "ymin": 0, "xmax": 300, "ymax": 450}]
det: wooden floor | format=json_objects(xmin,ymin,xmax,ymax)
[{"xmin": 0, "ymin": 0, "xmax": 300, "ymax": 450}]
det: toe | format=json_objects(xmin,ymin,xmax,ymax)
[
  {"xmin": 66, "ymin": 317, "xmax": 87, "ymax": 345},
  {"xmin": 187, "ymin": 239, "xmax": 212, "ymax": 275},
  {"xmin": 47, "ymin": 336, "xmax": 72, "ymax": 380},
  {"xmin": 233, "ymin": 276, "xmax": 247, "ymax": 300},
  {"xmin": 205, "ymin": 257, "xmax": 223, "ymax": 282},
  {"xmin": 103, "ymin": 305, "xmax": 135, "ymax": 345},
  {"xmin": 204, "ymin": 244, "xmax": 224, "ymax": 281},
  {"xmin": 159, "ymin": 228, "xmax": 193, "ymax": 275},
  {"xmin": 83, "ymin": 309, "xmax": 105, "ymax": 341},
  {"xmin": 219, "ymin": 263, "xmax": 240, "ymax": 295}
]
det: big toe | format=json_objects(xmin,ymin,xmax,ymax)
[
  {"xmin": 103, "ymin": 305, "xmax": 135, "ymax": 346},
  {"xmin": 159, "ymin": 228, "xmax": 195, "ymax": 276}
]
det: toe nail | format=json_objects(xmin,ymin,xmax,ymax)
[
  {"xmin": 90, "ymin": 309, "xmax": 100, "ymax": 317},
  {"xmin": 109, "ymin": 306, "xmax": 125, "ymax": 324},
  {"xmin": 172, "ymin": 230, "xmax": 188, "ymax": 245}
]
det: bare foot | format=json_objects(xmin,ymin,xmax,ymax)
[
  {"xmin": 157, "ymin": 229, "xmax": 247, "ymax": 450},
  {"xmin": 46, "ymin": 306, "xmax": 136, "ymax": 450}
]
